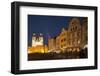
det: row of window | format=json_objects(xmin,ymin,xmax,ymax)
[
  {"xmin": 70, "ymin": 26, "xmax": 78, "ymax": 32},
  {"xmin": 61, "ymin": 38, "xmax": 66, "ymax": 42},
  {"xmin": 61, "ymin": 44, "xmax": 66, "ymax": 48}
]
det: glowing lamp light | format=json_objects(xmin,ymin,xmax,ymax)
[
  {"xmin": 78, "ymin": 40, "xmax": 80, "ymax": 44},
  {"xmin": 41, "ymin": 50, "xmax": 44, "ymax": 53}
]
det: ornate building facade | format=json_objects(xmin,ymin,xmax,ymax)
[
  {"xmin": 32, "ymin": 33, "xmax": 43, "ymax": 47},
  {"xmin": 58, "ymin": 28, "xmax": 68, "ymax": 51},
  {"xmin": 28, "ymin": 33, "xmax": 48, "ymax": 54},
  {"xmin": 48, "ymin": 18, "xmax": 88, "ymax": 52},
  {"xmin": 67, "ymin": 18, "xmax": 82, "ymax": 51}
]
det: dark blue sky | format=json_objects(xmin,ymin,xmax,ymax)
[{"xmin": 28, "ymin": 15, "xmax": 84, "ymax": 46}]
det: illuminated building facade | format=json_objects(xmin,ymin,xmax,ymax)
[
  {"xmin": 28, "ymin": 33, "xmax": 48, "ymax": 54},
  {"xmin": 48, "ymin": 38, "xmax": 56, "ymax": 52},
  {"xmin": 48, "ymin": 18, "xmax": 88, "ymax": 52},
  {"xmin": 55, "ymin": 35, "xmax": 60, "ymax": 50},
  {"xmin": 59, "ymin": 28, "xmax": 68, "ymax": 51},
  {"xmin": 81, "ymin": 18, "xmax": 88, "ymax": 48},
  {"xmin": 32, "ymin": 33, "xmax": 43, "ymax": 47},
  {"xmin": 67, "ymin": 18, "xmax": 82, "ymax": 51}
]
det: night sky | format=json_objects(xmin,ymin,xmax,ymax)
[{"xmin": 28, "ymin": 15, "xmax": 84, "ymax": 46}]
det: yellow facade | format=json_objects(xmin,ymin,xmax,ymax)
[
  {"xmin": 28, "ymin": 45, "xmax": 48, "ymax": 54},
  {"xmin": 56, "ymin": 35, "xmax": 60, "ymax": 50},
  {"xmin": 48, "ymin": 38, "xmax": 56, "ymax": 51},
  {"xmin": 59, "ymin": 28, "xmax": 67, "ymax": 51}
]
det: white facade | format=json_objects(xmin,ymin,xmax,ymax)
[{"xmin": 32, "ymin": 33, "xmax": 43, "ymax": 46}]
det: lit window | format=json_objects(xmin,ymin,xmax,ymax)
[{"xmin": 78, "ymin": 40, "xmax": 80, "ymax": 44}]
